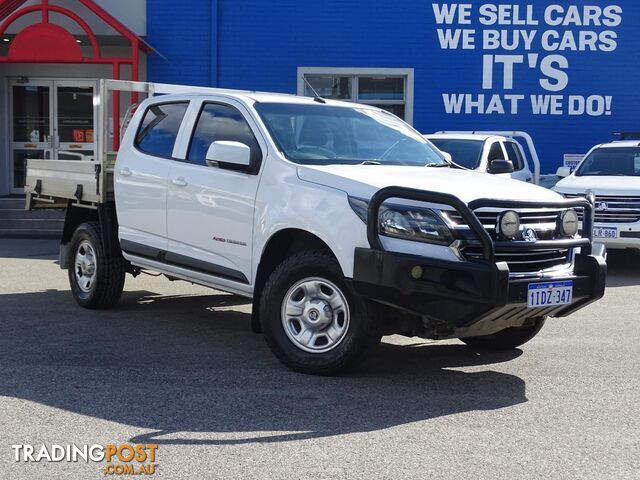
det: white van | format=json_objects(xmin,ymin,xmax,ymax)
[{"xmin": 425, "ymin": 133, "xmax": 534, "ymax": 183}]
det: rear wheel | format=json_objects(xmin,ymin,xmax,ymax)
[
  {"xmin": 460, "ymin": 317, "xmax": 546, "ymax": 350},
  {"xmin": 68, "ymin": 222, "xmax": 126, "ymax": 309},
  {"xmin": 260, "ymin": 250, "xmax": 381, "ymax": 375}
]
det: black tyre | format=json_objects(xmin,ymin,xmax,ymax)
[
  {"xmin": 260, "ymin": 250, "xmax": 381, "ymax": 375},
  {"xmin": 68, "ymin": 221, "xmax": 126, "ymax": 309},
  {"xmin": 461, "ymin": 317, "xmax": 546, "ymax": 350}
]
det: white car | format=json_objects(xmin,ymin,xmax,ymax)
[
  {"xmin": 25, "ymin": 81, "xmax": 606, "ymax": 375},
  {"xmin": 424, "ymin": 133, "xmax": 534, "ymax": 183},
  {"xmin": 554, "ymin": 140, "xmax": 640, "ymax": 251}
]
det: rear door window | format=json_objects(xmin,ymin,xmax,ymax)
[
  {"xmin": 135, "ymin": 102, "xmax": 189, "ymax": 158},
  {"xmin": 504, "ymin": 141, "xmax": 525, "ymax": 171}
]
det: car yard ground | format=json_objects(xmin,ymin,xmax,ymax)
[{"xmin": 0, "ymin": 238, "xmax": 638, "ymax": 480}]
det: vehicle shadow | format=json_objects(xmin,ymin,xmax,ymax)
[
  {"xmin": 605, "ymin": 249, "xmax": 640, "ymax": 288},
  {"xmin": 0, "ymin": 289, "xmax": 526, "ymax": 445}
]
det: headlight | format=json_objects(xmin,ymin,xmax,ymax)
[
  {"xmin": 348, "ymin": 196, "xmax": 453, "ymax": 245},
  {"xmin": 496, "ymin": 210, "xmax": 520, "ymax": 239},
  {"xmin": 559, "ymin": 209, "xmax": 579, "ymax": 237},
  {"xmin": 558, "ymin": 192, "xmax": 585, "ymax": 199},
  {"xmin": 380, "ymin": 207, "xmax": 453, "ymax": 244}
]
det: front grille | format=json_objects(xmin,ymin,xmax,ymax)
[
  {"xmin": 444, "ymin": 209, "xmax": 561, "ymax": 238},
  {"xmin": 445, "ymin": 209, "xmax": 562, "ymax": 226},
  {"xmin": 566, "ymin": 194, "xmax": 640, "ymax": 224},
  {"xmin": 593, "ymin": 211, "xmax": 640, "ymax": 223},
  {"xmin": 461, "ymin": 245, "xmax": 571, "ymax": 273},
  {"xmin": 444, "ymin": 208, "xmax": 575, "ymax": 274}
]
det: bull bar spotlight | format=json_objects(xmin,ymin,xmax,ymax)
[
  {"xmin": 497, "ymin": 210, "xmax": 520, "ymax": 239},
  {"xmin": 560, "ymin": 209, "xmax": 579, "ymax": 237}
]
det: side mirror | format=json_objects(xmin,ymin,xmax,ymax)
[
  {"xmin": 556, "ymin": 166, "xmax": 571, "ymax": 178},
  {"xmin": 440, "ymin": 151, "xmax": 453, "ymax": 163},
  {"xmin": 206, "ymin": 141, "xmax": 251, "ymax": 168},
  {"xmin": 488, "ymin": 159, "xmax": 514, "ymax": 174}
]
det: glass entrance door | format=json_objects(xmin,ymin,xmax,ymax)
[
  {"xmin": 9, "ymin": 79, "xmax": 98, "ymax": 193},
  {"xmin": 55, "ymin": 80, "xmax": 97, "ymax": 162},
  {"xmin": 10, "ymin": 80, "xmax": 53, "ymax": 193}
]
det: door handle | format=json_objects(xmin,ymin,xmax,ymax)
[
  {"xmin": 172, "ymin": 177, "xmax": 188, "ymax": 187},
  {"xmin": 118, "ymin": 167, "xmax": 132, "ymax": 177}
]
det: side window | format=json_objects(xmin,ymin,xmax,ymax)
[
  {"xmin": 487, "ymin": 142, "xmax": 505, "ymax": 162},
  {"xmin": 135, "ymin": 102, "xmax": 189, "ymax": 157},
  {"xmin": 187, "ymin": 103, "xmax": 262, "ymax": 170},
  {"xmin": 504, "ymin": 142, "xmax": 525, "ymax": 170}
]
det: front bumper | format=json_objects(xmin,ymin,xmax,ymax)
[
  {"xmin": 353, "ymin": 186, "xmax": 607, "ymax": 338},
  {"xmin": 593, "ymin": 222, "xmax": 640, "ymax": 250},
  {"xmin": 353, "ymin": 244, "xmax": 606, "ymax": 333}
]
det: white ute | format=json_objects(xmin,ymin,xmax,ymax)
[
  {"xmin": 424, "ymin": 132, "xmax": 536, "ymax": 184},
  {"xmin": 554, "ymin": 138, "xmax": 640, "ymax": 251},
  {"xmin": 25, "ymin": 81, "xmax": 606, "ymax": 375}
]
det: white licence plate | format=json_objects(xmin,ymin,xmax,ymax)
[
  {"xmin": 593, "ymin": 226, "xmax": 618, "ymax": 238},
  {"xmin": 527, "ymin": 281, "xmax": 573, "ymax": 308}
]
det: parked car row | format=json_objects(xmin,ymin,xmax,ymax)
[{"xmin": 424, "ymin": 130, "xmax": 639, "ymax": 253}]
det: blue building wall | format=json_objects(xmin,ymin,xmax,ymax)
[
  {"xmin": 147, "ymin": 1, "xmax": 640, "ymax": 173},
  {"xmin": 147, "ymin": 0, "xmax": 215, "ymax": 86}
]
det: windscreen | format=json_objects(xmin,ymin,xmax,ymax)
[
  {"xmin": 428, "ymin": 139, "xmax": 484, "ymax": 169},
  {"xmin": 254, "ymin": 103, "xmax": 445, "ymax": 166},
  {"xmin": 576, "ymin": 147, "xmax": 640, "ymax": 176}
]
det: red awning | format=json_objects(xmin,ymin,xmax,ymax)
[{"xmin": 0, "ymin": 0, "xmax": 152, "ymax": 64}]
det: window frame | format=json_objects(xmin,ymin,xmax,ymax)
[
  {"xmin": 133, "ymin": 101, "xmax": 190, "ymax": 160},
  {"xmin": 297, "ymin": 67, "xmax": 414, "ymax": 124},
  {"xmin": 185, "ymin": 101, "xmax": 264, "ymax": 175}
]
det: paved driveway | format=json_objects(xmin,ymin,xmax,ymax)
[{"xmin": 0, "ymin": 239, "xmax": 638, "ymax": 479}]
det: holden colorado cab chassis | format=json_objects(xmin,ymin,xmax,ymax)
[{"xmin": 25, "ymin": 80, "xmax": 606, "ymax": 375}]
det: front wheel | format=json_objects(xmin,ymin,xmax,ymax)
[
  {"xmin": 259, "ymin": 251, "xmax": 381, "ymax": 375},
  {"xmin": 68, "ymin": 222, "xmax": 126, "ymax": 309},
  {"xmin": 460, "ymin": 317, "xmax": 546, "ymax": 350}
]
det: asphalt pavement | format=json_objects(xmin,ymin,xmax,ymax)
[{"xmin": 0, "ymin": 238, "xmax": 638, "ymax": 479}]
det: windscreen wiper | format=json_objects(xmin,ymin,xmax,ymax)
[{"xmin": 425, "ymin": 163, "xmax": 450, "ymax": 167}]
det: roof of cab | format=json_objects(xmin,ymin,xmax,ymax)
[
  {"xmin": 424, "ymin": 133, "xmax": 507, "ymax": 142},
  {"xmin": 145, "ymin": 90, "xmax": 377, "ymax": 109},
  {"xmin": 597, "ymin": 140, "xmax": 640, "ymax": 148}
]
